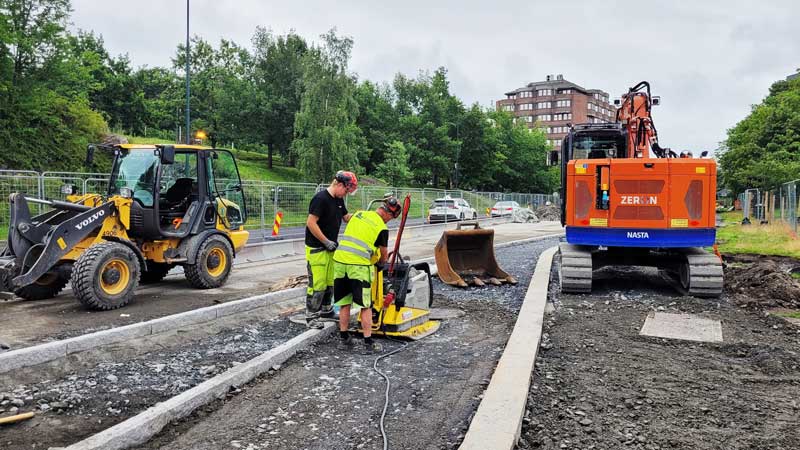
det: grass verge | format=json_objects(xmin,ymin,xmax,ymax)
[{"xmin": 716, "ymin": 210, "xmax": 800, "ymax": 259}]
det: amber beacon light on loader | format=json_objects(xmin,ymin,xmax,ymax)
[
  {"xmin": 0, "ymin": 144, "xmax": 249, "ymax": 310},
  {"xmin": 552, "ymin": 81, "xmax": 723, "ymax": 297}
]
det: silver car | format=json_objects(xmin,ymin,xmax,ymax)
[
  {"xmin": 490, "ymin": 201, "xmax": 521, "ymax": 217},
  {"xmin": 428, "ymin": 197, "xmax": 477, "ymax": 222}
]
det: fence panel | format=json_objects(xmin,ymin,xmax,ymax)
[
  {"xmin": 0, "ymin": 172, "xmax": 42, "ymax": 239},
  {"xmin": 0, "ymin": 169, "xmax": 557, "ymax": 240}
]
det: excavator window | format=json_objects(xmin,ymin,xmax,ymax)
[{"xmin": 571, "ymin": 134, "xmax": 626, "ymax": 159}]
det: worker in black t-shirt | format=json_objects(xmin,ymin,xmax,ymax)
[{"xmin": 304, "ymin": 171, "xmax": 358, "ymax": 328}]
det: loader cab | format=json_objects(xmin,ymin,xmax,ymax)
[{"xmin": 107, "ymin": 145, "xmax": 246, "ymax": 240}]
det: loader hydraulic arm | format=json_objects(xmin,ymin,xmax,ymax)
[{"xmin": 9, "ymin": 194, "xmax": 116, "ymax": 289}]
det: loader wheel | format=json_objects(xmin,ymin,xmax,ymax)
[
  {"xmin": 71, "ymin": 242, "xmax": 141, "ymax": 310},
  {"xmin": 14, "ymin": 270, "xmax": 69, "ymax": 301},
  {"xmin": 140, "ymin": 263, "xmax": 173, "ymax": 284},
  {"xmin": 185, "ymin": 235, "xmax": 233, "ymax": 289}
]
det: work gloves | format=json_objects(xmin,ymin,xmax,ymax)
[{"xmin": 323, "ymin": 240, "xmax": 338, "ymax": 251}]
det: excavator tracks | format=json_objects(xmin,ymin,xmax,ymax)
[
  {"xmin": 678, "ymin": 248, "xmax": 724, "ymax": 298},
  {"xmin": 558, "ymin": 243, "xmax": 593, "ymax": 293}
]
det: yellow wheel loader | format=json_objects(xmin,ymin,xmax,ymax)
[{"xmin": 0, "ymin": 144, "xmax": 249, "ymax": 310}]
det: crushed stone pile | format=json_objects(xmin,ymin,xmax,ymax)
[
  {"xmin": 512, "ymin": 208, "xmax": 539, "ymax": 223},
  {"xmin": 725, "ymin": 259, "xmax": 800, "ymax": 308},
  {"xmin": 535, "ymin": 204, "xmax": 560, "ymax": 221}
]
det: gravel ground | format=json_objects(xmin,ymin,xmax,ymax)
[
  {"xmin": 0, "ymin": 318, "xmax": 305, "ymax": 449},
  {"xmin": 132, "ymin": 238, "xmax": 560, "ymax": 450},
  {"xmin": 519, "ymin": 259, "xmax": 800, "ymax": 450}
]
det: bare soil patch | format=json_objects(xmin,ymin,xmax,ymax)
[
  {"xmin": 519, "ymin": 262, "xmax": 800, "ymax": 450},
  {"xmin": 723, "ymin": 254, "xmax": 800, "ymax": 309}
]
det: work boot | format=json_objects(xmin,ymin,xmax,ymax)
[
  {"xmin": 306, "ymin": 318, "xmax": 325, "ymax": 330},
  {"xmin": 338, "ymin": 333, "xmax": 354, "ymax": 349},
  {"xmin": 363, "ymin": 338, "xmax": 383, "ymax": 354}
]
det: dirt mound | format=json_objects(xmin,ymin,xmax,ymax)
[
  {"xmin": 535, "ymin": 204, "xmax": 560, "ymax": 221},
  {"xmin": 101, "ymin": 133, "xmax": 128, "ymax": 145},
  {"xmin": 725, "ymin": 259, "xmax": 800, "ymax": 308}
]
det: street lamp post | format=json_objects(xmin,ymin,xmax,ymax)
[{"xmin": 185, "ymin": 0, "xmax": 191, "ymax": 144}]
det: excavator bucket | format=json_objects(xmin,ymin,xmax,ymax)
[{"xmin": 434, "ymin": 222, "xmax": 517, "ymax": 287}]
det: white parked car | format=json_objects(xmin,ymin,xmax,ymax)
[
  {"xmin": 490, "ymin": 201, "xmax": 521, "ymax": 217},
  {"xmin": 428, "ymin": 197, "xmax": 477, "ymax": 222}
]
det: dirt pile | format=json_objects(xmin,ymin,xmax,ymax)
[
  {"xmin": 725, "ymin": 259, "xmax": 800, "ymax": 308},
  {"xmin": 535, "ymin": 204, "xmax": 560, "ymax": 221},
  {"xmin": 512, "ymin": 208, "xmax": 539, "ymax": 223}
]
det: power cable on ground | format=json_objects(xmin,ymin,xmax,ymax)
[{"xmin": 373, "ymin": 339, "xmax": 411, "ymax": 450}]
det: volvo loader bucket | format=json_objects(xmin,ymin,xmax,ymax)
[{"xmin": 434, "ymin": 221, "xmax": 517, "ymax": 287}]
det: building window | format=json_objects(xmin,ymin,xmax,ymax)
[
  {"xmin": 519, "ymin": 103, "xmax": 534, "ymax": 111},
  {"xmin": 524, "ymin": 115, "xmax": 534, "ymax": 123},
  {"xmin": 553, "ymin": 113, "xmax": 572, "ymax": 121},
  {"xmin": 556, "ymin": 99, "xmax": 571, "ymax": 108},
  {"xmin": 538, "ymin": 114, "xmax": 552, "ymax": 122},
  {"xmin": 504, "ymin": 104, "xmax": 515, "ymax": 112},
  {"xmin": 537, "ymin": 89, "xmax": 554, "ymax": 96},
  {"xmin": 536, "ymin": 102, "xmax": 551, "ymax": 109},
  {"xmin": 519, "ymin": 91, "xmax": 533, "ymax": 98},
  {"xmin": 508, "ymin": 94, "xmax": 516, "ymax": 100},
  {"xmin": 560, "ymin": 89, "xmax": 572, "ymax": 94}
]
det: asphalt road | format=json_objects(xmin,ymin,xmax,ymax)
[
  {"xmin": 0, "ymin": 221, "xmax": 563, "ymax": 350},
  {"xmin": 248, "ymin": 216, "xmax": 482, "ymax": 243}
]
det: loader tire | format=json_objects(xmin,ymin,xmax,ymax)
[
  {"xmin": 140, "ymin": 263, "xmax": 173, "ymax": 284},
  {"xmin": 185, "ymin": 235, "xmax": 233, "ymax": 289},
  {"xmin": 14, "ymin": 271, "xmax": 69, "ymax": 301},
  {"xmin": 71, "ymin": 242, "xmax": 140, "ymax": 310}
]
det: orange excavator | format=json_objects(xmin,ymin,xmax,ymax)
[{"xmin": 556, "ymin": 81, "xmax": 723, "ymax": 297}]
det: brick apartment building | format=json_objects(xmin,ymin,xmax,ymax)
[{"xmin": 496, "ymin": 74, "xmax": 615, "ymax": 150}]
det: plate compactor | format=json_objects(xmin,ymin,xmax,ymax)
[
  {"xmin": 357, "ymin": 194, "xmax": 440, "ymax": 340},
  {"xmin": 434, "ymin": 221, "xmax": 517, "ymax": 287}
]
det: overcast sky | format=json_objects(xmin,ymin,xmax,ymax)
[{"xmin": 71, "ymin": 0, "xmax": 799, "ymax": 153}]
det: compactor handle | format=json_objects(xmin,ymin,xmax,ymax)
[{"xmin": 456, "ymin": 221, "xmax": 481, "ymax": 230}]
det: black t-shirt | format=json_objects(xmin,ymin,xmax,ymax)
[
  {"xmin": 305, "ymin": 189, "xmax": 348, "ymax": 247},
  {"xmin": 375, "ymin": 229, "xmax": 389, "ymax": 248}
]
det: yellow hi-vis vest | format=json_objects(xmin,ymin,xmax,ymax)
[{"xmin": 333, "ymin": 210, "xmax": 387, "ymax": 266}]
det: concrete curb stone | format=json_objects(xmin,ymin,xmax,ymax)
[
  {"xmin": 459, "ymin": 245, "xmax": 558, "ymax": 450},
  {"xmin": 0, "ymin": 287, "xmax": 306, "ymax": 375},
  {"xmin": 60, "ymin": 324, "xmax": 335, "ymax": 450}
]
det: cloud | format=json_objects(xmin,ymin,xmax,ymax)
[{"xmin": 69, "ymin": 0, "xmax": 800, "ymax": 151}]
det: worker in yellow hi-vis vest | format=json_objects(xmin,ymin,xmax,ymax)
[{"xmin": 333, "ymin": 197, "xmax": 401, "ymax": 353}]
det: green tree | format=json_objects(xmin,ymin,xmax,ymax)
[
  {"xmin": 292, "ymin": 29, "xmax": 364, "ymax": 183},
  {"xmin": 354, "ymin": 80, "xmax": 397, "ymax": 173},
  {"xmin": 0, "ymin": 0, "xmax": 107, "ymax": 171},
  {"xmin": 249, "ymin": 28, "xmax": 307, "ymax": 168},
  {"xmin": 719, "ymin": 77, "xmax": 800, "ymax": 193},
  {"xmin": 374, "ymin": 140, "xmax": 411, "ymax": 186}
]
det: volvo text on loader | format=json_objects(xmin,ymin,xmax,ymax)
[
  {"xmin": 554, "ymin": 81, "xmax": 723, "ymax": 297},
  {"xmin": 0, "ymin": 144, "xmax": 249, "ymax": 310}
]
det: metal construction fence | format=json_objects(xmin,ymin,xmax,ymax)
[
  {"xmin": 737, "ymin": 179, "xmax": 799, "ymax": 233},
  {"xmin": 0, "ymin": 170, "xmax": 557, "ymax": 239}
]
